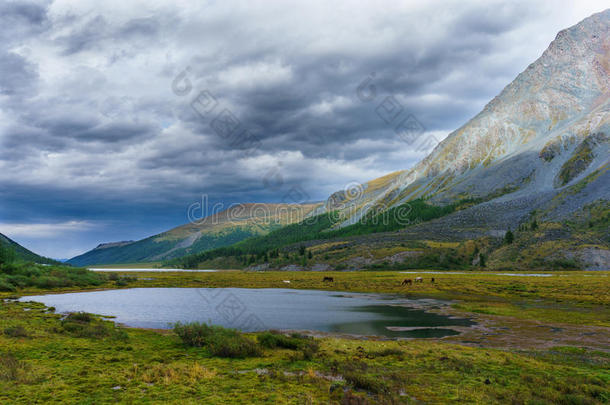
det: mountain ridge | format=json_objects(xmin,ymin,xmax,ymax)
[
  {"xmin": 67, "ymin": 202, "xmax": 321, "ymax": 266},
  {"xmin": 69, "ymin": 10, "xmax": 609, "ymax": 268}
]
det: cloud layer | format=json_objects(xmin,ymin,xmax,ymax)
[{"xmin": 0, "ymin": 0, "xmax": 605, "ymax": 257}]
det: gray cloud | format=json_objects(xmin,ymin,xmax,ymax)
[{"xmin": 0, "ymin": 0, "xmax": 605, "ymax": 258}]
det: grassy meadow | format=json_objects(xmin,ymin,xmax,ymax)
[{"xmin": 1, "ymin": 268, "xmax": 609, "ymax": 404}]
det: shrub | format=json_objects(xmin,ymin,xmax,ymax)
[
  {"xmin": 206, "ymin": 334, "xmax": 261, "ymax": 358},
  {"xmin": 0, "ymin": 278, "xmax": 16, "ymax": 292},
  {"xmin": 173, "ymin": 322, "xmax": 217, "ymax": 347},
  {"xmin": 258, "ymin": 331, "xmax": 302, "ymax": 349},
  {"xmin": 64, "ymin": 312, "xmax": 94, "ymax": 323},
  {"xmin": 343, "ymin": 371, "xmax": 389, "ymax": 394},
  {"xmin": 0, "ymin": 263, "xmax": 105, "ymax": 291},
  {"xmin": 173, "ymin": 322, "xmax": 261, "ymax": 358},
  {"xmin": 258, "ymin": 331, "xmax": 319, "ymax": 359},
  {"xmin": 300, "ymin": 341, "xmax": 320, "ymax": 360},
  {"xmin": 3, "ymin": 325, "xmax": 28, "ymax": 338},
  {"xmin": 504, "ymin": 229, "xmax": 514, "ymax": 244},
  {"xmin": 116, "ymin": 278, "xmax": 129, "ymax": 286},
  {"xmin": 115, "ymin": 275, "xmax": 137, "ymax": 286},
  {"xmin": 59, "ymin": 312, "xmax": 127, "ymax": 340}
]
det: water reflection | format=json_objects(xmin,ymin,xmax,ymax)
[{"xmin": 21, "ymin": 288, "xmax": 474, "ymax": 338}]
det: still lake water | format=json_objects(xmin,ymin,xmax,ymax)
[
  {"xmin": 89, "ymin": 268, "xmax": 218, "ymax": 272},
  {"xmin": 21, "ymin": 288, "xmax": 474, "ymax": 338}
]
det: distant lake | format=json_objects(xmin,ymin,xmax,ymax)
[
  {"xmin": 21, "ymin": 288, "xmax": 474, "ymax": 338},
  {"xmin": 89, "ymin": 268, "xmax": 219, "ymax": 272}
]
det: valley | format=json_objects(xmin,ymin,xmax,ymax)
[
  {"xmin": 1, "ymin": 6, "xmax": 609, "ymax": 405},
  {"xmin": 1, "ymin": 269, "xmax": 608, "ymax": 404}
]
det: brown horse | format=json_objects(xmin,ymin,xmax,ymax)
[
  {"xmin": 431, "ymin": 277, "xmax": 435, "ymax": 283},
  {"xmin": 401, "ymin": 278, "xmax": 412, "ymax": 286},
  {"xmin": 323, "ymin": 276, "xmax": 334, "ymax": 282},
  {"xmin": 415, "ymin": 277, "xmax": 423, "ymax": 283}
]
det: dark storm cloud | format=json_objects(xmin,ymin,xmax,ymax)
[
  {"xmin": 76, "ymin": 122, "xmax": 156, "ymax": 143},
  {"xmin": 57, "ymin": 15, "xmax": 109, "ymax": 55},
  {"xmin": 0, "ymin": 1, "xmax": 50, "ymax": 42},
  {"xmin": 0, "ymin": 0, "xmax": 602, "ymax": 258},
  {"xmin": 0, "ymin": 51, "xmax": 39, "ymax": 96}
]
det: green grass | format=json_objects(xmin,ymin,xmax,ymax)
[{"xmin": 0, "ymin": 299, "xmax": 608, "ymax": 404}]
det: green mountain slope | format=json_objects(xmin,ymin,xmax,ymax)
[
  {"xmin": 169, "ymin": 199, "xmax": 464, "ymax": 268},
  {"xmin": 0, "ymin": 233, "xmax": 58, "ymax": 265},
  {"xmin": 68, "ymin": 203, "xmax": 321, "ymax": 266}
]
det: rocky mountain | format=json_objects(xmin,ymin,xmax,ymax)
[
  {"xmin": 68, "ymin": 203, "xmax": 320, "ymax": 266},
  {"xmin": 333, "ymin": 9, "xmax": 609, "ymax": 231},
  {"xmin": 69, "ymin": 10, "xmax": 609, "ymax": 269}
]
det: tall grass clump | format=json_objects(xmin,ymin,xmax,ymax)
[
  {"xmin": 58, "ymin": 312, "xmax": 127, "ymax": 340},
  {"xmin": 258, "ymin": 331, "xmax": 319, "ymax": 360},
  {"xmin": 173, "ymin": 322, "xmax": 261, "ymax": 358},
  {"xmin": 3, "ymin": 325, "xmax": 29, "ymax": 338}
]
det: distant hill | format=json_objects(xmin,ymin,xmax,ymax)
[
  {"xmin": 67, "ymin": 203, "xmax": 321, "ymax": 266},
  {"xmin": 0, "ymin": 233, "xmax": 59, "ymax": 265}
]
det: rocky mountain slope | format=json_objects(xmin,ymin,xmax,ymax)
[
  {"xmin": 70, "ymin": 11, "xmax": 609, "ymax": 269},
  {"xmin": 331, "ymin": 9, "xmax": 609, "ymax": 233},
  {"xmin": 68, "ymin": 203, "xmax": 320, "ymax": 266}
]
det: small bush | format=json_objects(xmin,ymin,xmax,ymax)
[
  {"xmin": 4, "ymin": 325, "xmax": 28, "ymax": 338},
  {"xmin": 0, "ymin": 278, "xmax": 16, "ymax": 292},
  {"xmin": 258, "ymin": 331, "xmax": 302, "ymax": 349},
  {"xmin": 300, "ymin": 341, "xmax": 320, "ymax": 360},
  {"xmin": 116, "ymin": 278, "xmax": 129, "ymax": 286},
  {"xmin": 115, "ymin": 275, "xmax": 137, "ymax": 286},
  {"xmin": 60, "ymin": 312, "xmax": 127, "ymax": 340},
  {"xmin": 206, "ymin": 334, "xmax": 261, "ymax": 358},
  {"xmin": 173, "ymin": 322, "xmax": 218, "ymax": 347},
  {"xmin": 64, "ymin": 312, "xmax": 94, "ymax": 323},
  {"xmin": 343, "ymin": 371, "xmax": 389, "ymax": 394},
  {"xmin": 173, "ymin": 322, "xmax": 261, "ymax": 358},
  {"xmin": 258, "ymin": 331, "xmax": 319, "ymax": 359}
]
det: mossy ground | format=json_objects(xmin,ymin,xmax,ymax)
[{"xmin": 1, "ymin": 270, "xmax": 609, "ymax": 404}]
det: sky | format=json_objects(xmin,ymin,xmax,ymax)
[{"xmin": 0, "ymin": 0, "xmax": 607, "ymax": 259}]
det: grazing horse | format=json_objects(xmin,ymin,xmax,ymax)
[
  {"xmin": 323, "ymin": 276, "xmax": 334, "ymax": 282},
  {"xmin": 402, "ymin": 278, "xmax": 412, "ymax": 286},
  {"xmin": 415, "ymin": 277, "xmax": 423, "ymax": 283},
  {"xmin": 431, "ymin": 277, "xmax": 435, "ymax": 283}
]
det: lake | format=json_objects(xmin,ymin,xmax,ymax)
[
  {"xmin": 21, "ymin": 288, "xmax": 474, "ymax": 338},
  {"xmin": 89, "ymin": 268, "xmax": 219, "ymax": 272}
]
